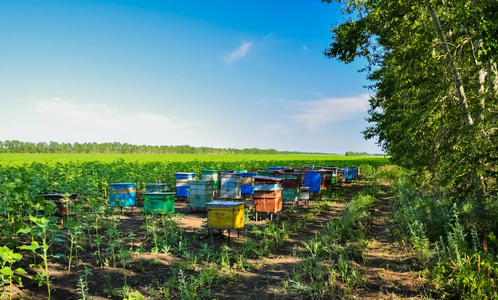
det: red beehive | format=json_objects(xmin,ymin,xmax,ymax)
[{"xmin": 43, "ymin": 193, "xmax": 78, "ymax": 216}]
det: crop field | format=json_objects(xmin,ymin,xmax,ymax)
[
  {"xmin": 0, "ymin": 153, "xmax": 389, "ymax": 165},
  {"xmin": 0, "ymin": 155, "xmax": 395, "ymax": 299},
  {"xmin": 1, "ymin": 154, "xmax": 495, "ymax": 299}
]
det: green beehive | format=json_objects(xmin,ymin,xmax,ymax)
[
  {"xmin": 143, "ymin": 192, "xmax": 175, "ymax": 214},
  {"xmin": 201, "ymin": 170, "xmax": 219, "ymax": 190},
  {"xmin": 282, "ymin": 188, "xmax": 299, "ymax": 202},
  {"xmin": 189, "ymin": 180, "xmax": 214, "ymax": 208},
  {"xmin": 258, "ymin": 170, "xmax": 273, "ymax": 177},
  {"xmin": 233, "ymin": 170, "xmax": 248, "ymax": 174}
]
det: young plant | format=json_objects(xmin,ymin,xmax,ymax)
[
  {"xmin": 65, "ymin": 219, "xmax": 84, "ymax": 274},
  {"xmin": 18, "ymin": 216, "xmax": 61, "ymax": 300},
  {"xmin": 77, "ymin": 265, "xmax": 93, "ymax": 300},
  {"xmin": 0, "ymin": 246, "xmax": 27, "ymax": 300}
]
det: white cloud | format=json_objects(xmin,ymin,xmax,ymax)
[
  {"xmin": 293, "ymin": 94, "xmax": 371, "ymax": 131},
  {"xmin": 224, "ymin": 41, "xmax": 253, "ymax": 65},
  {"xmin": 303, "ymin": 45, "xmax": 307, "ymax": 51},
  {"xmin": 2, "ymin": 98, "xmax": 195, "ymax": 144}
]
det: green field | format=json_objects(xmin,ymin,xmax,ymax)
[
  {"xmin": 0, "ymin": 153, "xmax": 389, "ymax": 196},
  {"xmin": 0, "ymin": 152, "xmax": 393, "ymax": 299},
  {"xmin": 0, "ymin": 153, "xmax": 389, "ymax": 165}
]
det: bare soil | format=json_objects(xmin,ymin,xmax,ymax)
[{"xmin": 355, "ymin": 186, "xmax": 436, "ymax": 299}]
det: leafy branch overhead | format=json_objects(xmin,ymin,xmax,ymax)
[{"xmin": 323, "ymin": 0, "xmax": 498, "ymax": 197}]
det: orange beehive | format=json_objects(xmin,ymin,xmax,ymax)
[
  {"xmin": 253, "ymin": 180, "xmax": 283, "ymax": 213},
  {"xmin": 254, "ymin": 197, "xmax": 282, "ymax": 213}
]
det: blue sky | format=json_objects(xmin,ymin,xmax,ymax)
[{"xmin": 0, "ymin": 0, "xmax": 381, "ymax": 154}]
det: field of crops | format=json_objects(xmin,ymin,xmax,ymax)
[
  {"xmin": 0, "ymin": 154, "xmax": 391, "ymax": 299},
  {"xmin": 2, "ymin": 154, "xmax": 495, "ymax": 299},
  {"xmin": 0, "ymin": 153, "xmax": 388, "ymax": 165}
]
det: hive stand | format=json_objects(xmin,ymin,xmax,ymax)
[
  {"xmin": 207, "ymin": 228, "xmax": 241, "ymax": 240},
  {"xmin": 255, "ymin": 211, "xmax": 278, "ymax": 222},
  {"xmin": 190, "ymin": 206, "xmax": 207, "ymax": 213},
  {"xmin": 176, "ymin": 196, "xmax": 189, "ymax": 202}
]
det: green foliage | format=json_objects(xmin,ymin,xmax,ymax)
[
  {"xmin": 0, "ymin": 246, "xmax": 26, "ymax": 300},
  {"xmin": 0, "ymin": 153, "xmax": 387, "ymax": 299},
  {"xmin": 323, "ymin": 0, "xmax": 498, "ymax": 198},
  {"xmin": 391, "ymin": 174, "xmax": 498, "ymax": 298}
]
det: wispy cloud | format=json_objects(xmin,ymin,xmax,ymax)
[
  {"xmin": 1, "ymin": 98, "xmax": 195, "ymax": 144},
  {"xmin": 224, "ymin": 41, "xmax": 253, "ymax": 65},
  {"xmin": 293, "ymin": 94, "xmax": 370, "ymax": 131}
]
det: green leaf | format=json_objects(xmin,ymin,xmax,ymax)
[
  {"xmin": 53, "ymin": 253, "xmax": 67, "ymax": 259},
  {"xmin": 19, "ymin": 241, "xmax": 41, "ymax": 251},
  {"xmin": 17, "ymin": 228, "xmax": 32, "ymax": 235},
  {"xmin": 15, "ymin": 268, "xmax": 27, "ymax": 275},
  {"xmin": 0, "ymin": 267, "xmax": 13, "ymax": 276}
]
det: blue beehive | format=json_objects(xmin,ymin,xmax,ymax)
[
  {"xmin": 241, "ymin": 173, "xmax": 257, "ymax": 195},
  {"xmin": 349, "ymin": 167, "xmax": 356, "ymax": 180},
  {"xmin": 175, "ymin": 172, "xmax": 196, "ymax": 197},
  {"xmin": 109, "ymin": 183, "xmax": 136, "ymax": 207},
  {"xmin": 339, "ymin": 168, "xmax": 352, "ymax": 181},
  {"xmin": 269, "ymin": 167, "xmax": 284, "ymax": 171},
  {"xmin": 304, "ymin": 171, "xmax": 322, "ymax": 192}
]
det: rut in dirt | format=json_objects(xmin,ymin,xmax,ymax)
[{"xmin": 357, "ymin": 186, "xmax": 435, "ymax": 300}]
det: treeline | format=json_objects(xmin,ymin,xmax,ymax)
[
  {"xmin": 345, "ymin": 151, "xmax": 370, "ymax": 156},
  {"xmin": 344, "ymin": 151, "xmax": 385, "ymax": 157},
  {"xmin": 0, "ymin": 140, "xmax": 278, "ymax": 155}
]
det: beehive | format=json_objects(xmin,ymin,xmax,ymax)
[
  {"xmin": 206, "ymin": 201, "xmax": 244, "ymax": 230},
  {"xmin": 201, "ymin": 169, "xmax": 219, "ymax": 190},
  {"xmin": 279, "ymin": 173, "xmax": 301, "ymax": 202},
  {"xmin": 175, "ymin": 173, "xmax": 196, "ymax": 197},
  {"xmin": 337, "ymin": 169, "xmax": 345, "ymax": 183},
  {"xmin": 304, "ymin": 171, "xmax": 324, "ymax": 192},
  {"xmin": 257, "ymin": 170, "xmax": 273, "ymax": 177},
  {"xmin": 189, "ymin": 180, "xmax": 214, "ymax": 208},
  {"xmin": 300, "ymin": 187, "xmax": 311, "ymax": 200},
  {"xmin": 143, "ymin": 192, "xmax": 175, "ymax": 213},
  {"xmin": 109, "ymin": 183, "xmax": 136, "ymax": 207},
  {"xmin": 339, "ymin": 168, "xmax": 352, "ymax": 181},
  {"xmin": 241, "ymin": 173, "xmax": 257, "ymax": 195},
  {"xmin": 220, "ymin": 173, "xmax": 242, "ymax": 199},
  {"xmin": 253, "ymin": 176, "xmax": 283, "ymax": 213},
  {"xmin": 279, "ymin": 173, "xmax": 302, "ymax": 188},
  {"xmin": 319, "ymin": 168, "xmax": 335, "ymax": 188},
  {"xmin": 350, "ymin": 167, "xmax": 359, "ymax": 179},
  {"xmin": 269, "ymin": 167, "xmax": 285, "ymax": 172},
  {"xmin": 43, "ymin": 193, "xmax": 78, "ymax": 216},
  {"xmin": 281, "ymin": 188, "xmax": 299, "ymax": 202}
]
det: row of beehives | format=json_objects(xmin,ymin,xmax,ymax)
[
  {"xmin": 41, "ymin": 166, "xmax": 359, "ymax": 220},
  {"xmin": 173, "ymin": 166, "xmax": 360, "ymax": 213}
]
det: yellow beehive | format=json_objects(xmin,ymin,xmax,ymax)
[{"xmin": 206, "ymin": 201, "xmax": 244, "ymax": 230}]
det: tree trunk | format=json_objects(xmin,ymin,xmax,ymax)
[{"xmin": 426, "ymin": 0, "xmax": 474, "ymax": 127}]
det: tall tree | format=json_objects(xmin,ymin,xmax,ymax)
[{"xmin": 323, "ymin": 0, "xmax": 498, "ymax": 196}]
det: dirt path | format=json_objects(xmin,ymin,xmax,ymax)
[
  {"xmin": 219, "ymin": 183, "xmax": 366, "ymax": 300},
  {"xmin": 356, "ymin": 186, "xmax": 433, "ymax": 299}
]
